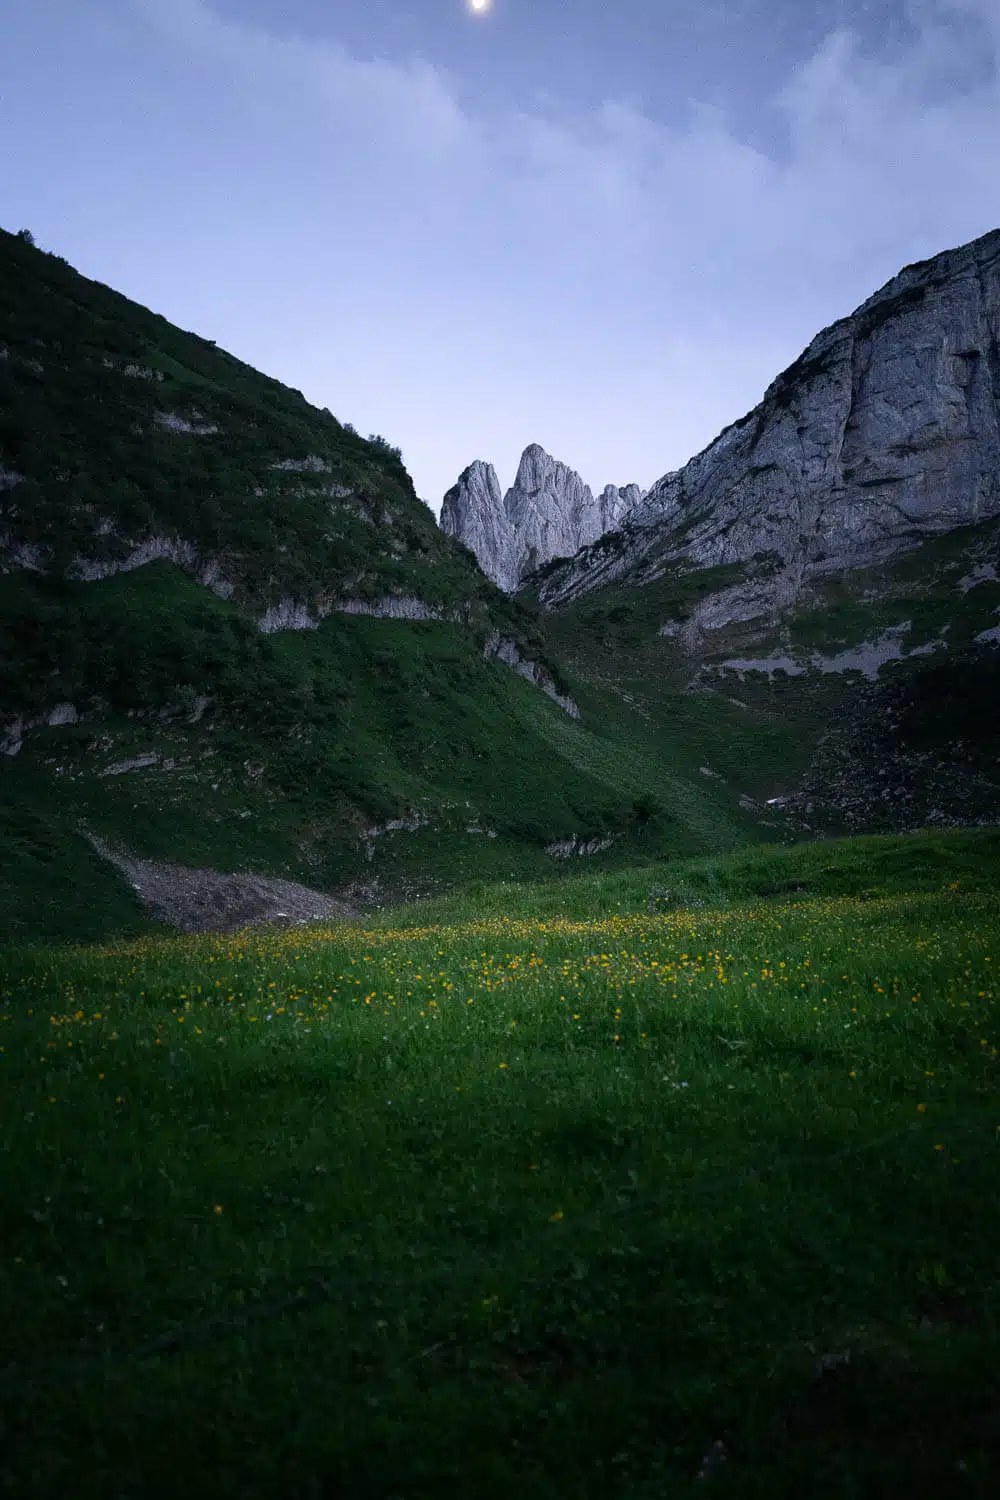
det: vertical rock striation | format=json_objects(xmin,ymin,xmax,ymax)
[
  {"xmin": 440, "ymin": 443, "xmax": 645, "ymax": 591},
  {"xmin": 538, "ymin": 227, "xmax": 1000, "ymax": 611},
  {"xmin": 440, "ymin": 460, "xmax": 519, "ymax": 592}
]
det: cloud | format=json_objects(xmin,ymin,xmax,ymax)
[
  {"xmin": 134, "ymin": 0, "xmax": 1000, "ymax": 273},
  {"xmin": 130, "ymin": 0, "xmax": 1000, "ymax": 501},
  {"xmin": 135, "ymin": 0, "xmax": 469, "ymax": 162}
]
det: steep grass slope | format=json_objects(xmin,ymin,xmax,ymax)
[
  {"xmin": 531, "ymin": 517, "xmax": 1000, "ymax": 838},
  {"xmin": 0, "ymin": 230, "xmax": 755, "ymax": 940}
]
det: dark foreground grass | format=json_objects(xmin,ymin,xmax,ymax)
[{"xmin": 2, "ymin": 834, "xmax": 999, "ymax": 1498}]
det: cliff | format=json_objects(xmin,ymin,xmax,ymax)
[
  {"xmin": 441, "ymin": 443, "xmax": 644, "ymax": 591},
  {"xmin": 539, "ymin": 228, "xmax": 1000, "ymax": 614}
]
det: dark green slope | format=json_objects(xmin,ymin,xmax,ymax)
[
  {"xmin": 0, "ymin": 230, "xmax": 750, "ymax": 941},
  {"xmin": 0, "ymin": 225, "xmax": 507, "ymax": 619},
  {"xmin": 530, "ymin": 518, "xmax": 1000, "ymax": 840}
]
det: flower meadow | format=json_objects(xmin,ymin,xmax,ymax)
[{"xmin": 2, "ymin": 873, "xmax": 999, "ymax": 1498}]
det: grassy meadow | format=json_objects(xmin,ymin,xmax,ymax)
[{"xmin": 2, "ymin": 830, "xmax": 1000, "ymax": 1497}]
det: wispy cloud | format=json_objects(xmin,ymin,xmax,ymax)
[
  {"xmin": 136, "ymin": 0, "xmax": 469, "ymax": 160},
  {"xmin": 131, "ymin": 0, "xmax": 1000, "ymax": 502}
]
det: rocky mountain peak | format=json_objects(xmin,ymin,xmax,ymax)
[
  {"xmin": 538, "ymin": 226, "xmax": 1000, "ymax": 614},
  {"xmin": 440, "ymin": 459, "xmax": 519, "ymax": 592},
  {"xmin": 440, "ymin": 443, "xmax": 645, "ymax": 592}
]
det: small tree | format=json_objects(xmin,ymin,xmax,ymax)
[
  {"xmin": 16, "ymin": 228, "xmax": 36, "ymax": 246},
  {"xmin": 367, "ymin": 433, "xmax": 403, "ymax": 462}
]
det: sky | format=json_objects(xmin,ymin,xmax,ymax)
[{"xmin": 3, "ymin": 0, "xmax": 1000, "ymax": 509}]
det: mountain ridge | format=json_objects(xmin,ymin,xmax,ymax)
[{"xmin": 538, "ymin": 226, "xmax": 1000, "ymax": 620}]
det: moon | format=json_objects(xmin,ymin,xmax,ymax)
[{"xmin": 468, "ymin": 0, "xmax": 492, "ymax": 13}]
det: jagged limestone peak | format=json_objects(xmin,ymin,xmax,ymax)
[{"xmin": 440, "ymin": 443, "xmax": 645, "ymax": 591}]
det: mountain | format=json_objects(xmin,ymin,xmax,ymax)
[
  {"xmin": 538, "ymin": 228, "xmax": 1000, "ymax": 618},
  {"xmin": 0, "ymin": 227, "xmax": 750, "ymax": 943},
  {"xmin": 6, "ymin": 220, "xmax": 1000, "ymax": 944},
  {"xmin": 531, "ymin": 228, "xmax": 1000, "ymax": 839},
  {"xmin": 440, "ymin": 443, "xmax": 644, "ymax": 591}
]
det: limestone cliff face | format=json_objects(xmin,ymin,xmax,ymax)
[
  {"xmin": 440, "ymin": 444, "xmax": 645, "ymax": 591},
  {"xmin": 440, "ymin": 460, "xmax": 518, "ymax": 591},
  {"xmin": 539, "ymin": 228, "xmax": 1000, "ymax": 611},
  {"xmin": 599, "ymin": 483, "xmax": 643, "ymax": 530}
]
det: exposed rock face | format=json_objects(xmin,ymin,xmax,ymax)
[
  {"xmin": 599, "ymin": 483, "xmax": 644, "ymax": 528},
  {"xmin": 441, "ymin": 444, "xmax": 645, "ymax": 591},
  {"xmin": 482, "ymin": 631, "xmax": 580, "ymax": 718},
  {"xmin": 545, "ymin": 833, "xmax": 617, "ymax": 858},
  {"xmin": 539, "ymin": 228, "xmax": 1000, "ymax": 611},
  {"xmin": 440, "ymin": 461, "xmax": 513, "ymax": 586}
]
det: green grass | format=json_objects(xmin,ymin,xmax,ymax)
[
  {"xmin": 2, "ymin": 829, "xmax": 999, "ymax": 1498},
  {"xmin": 3, "ymin": 558, "xmax": 794, "ymax": 946},
  {"xmin": 536, "ymin": 514, "xmax": 1000, "ymax": 843}
]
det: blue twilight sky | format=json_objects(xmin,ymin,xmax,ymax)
[{"xmin": 3, "ymin": 0, "xmax": 1000, "ymax": 508}]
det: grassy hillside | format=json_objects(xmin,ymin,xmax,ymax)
[
  {"xmin": 1, "ymin": 229, "xmax": 772, "ymax": 939},
  {"xmin": 3, "ymin": 829, "xmax": 998, "ymax": 1498},
  {"xmin": 0, "ymin": 227, "xmax": 487, "ymax": 615},
  {"xmin": 533, "ymin": 520, "xmax": 1000, "ymax": 835},
  {"xmin": 0, "ymin": 567, "xmax": 636, "ymax": 944}
]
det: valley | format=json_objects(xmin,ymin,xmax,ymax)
[{"xmin": 3, "ymin": 221, "xmax": 1000, "ymax": 1497}]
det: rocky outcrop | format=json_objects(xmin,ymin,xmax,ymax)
[
  {"xmin": 333, "ymin": 595, "xmax": 445, "ymax": 622},
  {"xmin": 598, "ymin": 483, "xmax": 644, "ymax": 528},
  {"xmin": 154, "ymin": 410, "xmax": 220, "ymax": 435},
  {"xmin": 544, "ymin": 833, "xmax": 618, "ymax": 858},
  {"xmin": 441, "ymin": 444, "xmax": 645, "ymax": 591},
  {"xmin": 257, "ymin": 593, "xmax": 449, "ymax": 632},
  {"xmin": 441, "ymin": 460, "xmax": 519, "ymax": 592},
  {"xmin": 539, "ymin": 228, "xmax": 1000, "ymax": 612},
  {"xmin": 482, "ymin": 631, "xmax": 580, "ymax": 718}
]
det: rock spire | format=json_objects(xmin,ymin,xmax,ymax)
[{"xmin": 440, "ymin": 443, "xmax": 645, "ymax": 591}]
